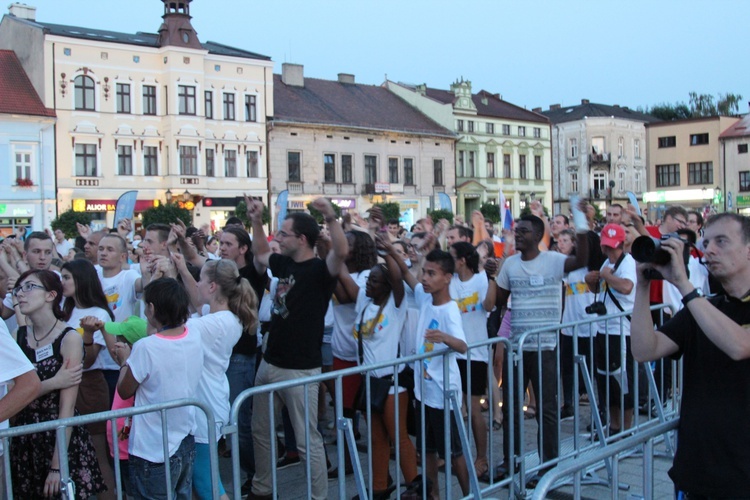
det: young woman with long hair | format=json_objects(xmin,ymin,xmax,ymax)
[
  {"xmin": 173, "ymin": 255, "xmax": 258, "ymax": 500},
  {"xmin": 10, "ymin": 269, "xmax": 105, "ymax": 499}
]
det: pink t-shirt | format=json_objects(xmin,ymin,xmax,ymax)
[{"xmin": 107, "ymin": 390, "xmax": 135, "ymax": 460}]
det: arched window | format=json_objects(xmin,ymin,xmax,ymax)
[{"xmin": 74, "ymin": 75, "xmax": 95, "ymax": 110}]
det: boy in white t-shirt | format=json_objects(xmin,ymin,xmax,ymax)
[{"xmin": 413, "ymin": 249, "xmax": 470, "ymax": 498}]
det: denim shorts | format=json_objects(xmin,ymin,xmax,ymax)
[{"xmin": 129, "ymin": 434, "xmax": 195, "ymax": 500}]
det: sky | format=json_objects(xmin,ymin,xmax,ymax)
[{"xmin": 18, "ymin": 0, "xmax": 750, "ymax": 114}]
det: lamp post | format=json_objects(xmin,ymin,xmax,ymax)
[{"xmin": 165, "ymin": 188, "xmax": 173, "ymax": 203}]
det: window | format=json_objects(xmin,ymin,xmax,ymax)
[
  {"xmin": 179, "ymin": 146, "xmax": 198, "ymax": 175},
  {"xmin": 204, "ymin": 91, "xmax": 213, "ymax": 119},
  {"xmin": 364, "ymin": 155, "xmax": 377, "ymax": 184},
  {"xmin": 468, "ymin": 151, "xmax": 475, "ymax": 177},
  {"xmin": 288, "ymin": 152, "xmax": 301, "ymax": 181},
  {"xmin": 486, "ymin": 123, "xmax": 494, "ymax": 134},
  {"xmin": 144, "ymin": 146, "xmax": 158, "ymax": 176},
  {"xmin": 75, "ymin": 144, "xmax": 97, "ymax": 176},
  {"xmin": 518, "ymin": 126, "xmax": 526, "ymax": 137},
  {"xmin": 224, "ymin": 150, "xmax": 237, "ymax": 177},
  {"xmin": 205, "ymin": 149, "xmax": 215, "ymax": 177},
  {"xmin": 570, "ymin": 139, "xmax": 578, "ymax": 158},
  {"xmin": 457, "ymin": 120, "xmax": 464, "ymax": 132},
  {"xmin": 433, "ymin": 159, "xmax": 444, "ymax": 185},
  {"xmin": 116, "ymin": 83, "xmax": 131, "ymax": 113},
  {"xmin": 633, "ymin": 170, "xmax": 643, "ymax": 192},
  {"xmin": 688, "ymin": 161, "xmax": 713, "ymax": 185},
  {"xmin": 591, "ymin": 136, "xmax": 605, "ymax": 155},
  {"xmin": 487, "ymin": 152, "xmax": 495, "ymax": 178},
  {"xmin": 324, "ymin": 153, "xmax": 336, "ymax": 183},
  {"xmin": 740, "ymin": 171, "xmax": 750, "ymax": 192},
  {"xmin": 502, "ymin": 124, "xmax": 510, "ymax": 135},
  {"xmin": 533, "ymin": 127, "xmax": 541, "ymax": 138},
  {"xmin": 690, "ymin": 133, "xmax": 709, "ymax": 146},
  {"xmin": 74, "ymin": 75, "xmax": 95, "ymax": 110},
  {"xmin": 388, "ymin": 157, "xmax": 399, "ymax": 183},
  {"xmin": 634, "ymin": 139, "xmax": 641, "ymax": 159},
  {"xmin": 656, "ymin": 164, "xmax": 680, "ymax": 187},
  {"xmin": 458, "ymin": 151, "xmax": 465, "ymax": 177},
  {"xmin": 404, "ymin": 158, "xmax": 414, "ymax": 185},
  {"xmin": 245, "ymin": 95, "xmax": 257, "ymax": 122},
  {"xmin": 658, "ymin": 136, "xmax": 676, "ymax": 148},
  {"xmin": 14, "ymin": 149, "xmax": 31, "ymax": 181},
  {"xmin": 618, "ymin": 169, "xmax": 626, "ymax": 191},
  {"xmin": 618, "ymin": 136, "xmax": 624, "ymax": 157},
  {"xmin": 342, "ymin": 154, "xmax": 353, "ymax": 183},
  {"xmin": 143, "ymin": 85, "xmax": 156, "ymax": 115},
  {"xmin": 117, "ymin": 145, "xmax": 132, "ymax": 175},
  {"xmin": 534, "ymin": 155, "xmax": 542, "ymax": 180},
  {"xmin": 739, "ymin": 144, "xmax": 749, "ymax": 154},
  {"xmin": 178, "ymin": 85, "xmax": 196, "ymax": 115},
  {"xmin": 503, "ymin": 154, "xmax": 511, "ymax": 178},
  {"xmin": 223, "ymin": 93, "xmax": 235, "ymax": 120},
  {"xmin": 519, "ymin": 154, "xmax": 527, "ymax": 178},
  {"xmin": 569, "ymin": 172, "xmax": 579, "ymax": 193},
  {"xmin": 468, "ymin": 121, "xmax": 474, "ymax": 133},
  {"xmin": 592, "ymin": 171, "xmax": 607, "ymax": 195},
  {"xmin": 246, "ymin": 151, "xmax": 259, "ymax": 178}
]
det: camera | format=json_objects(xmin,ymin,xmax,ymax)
[
  {"xmin": 631, "ymin": 233, "xmax": 691, "ymax": 280},
  {"xmin": 585, "ymin": 301, "xmax": 608, "ymax": 316}
]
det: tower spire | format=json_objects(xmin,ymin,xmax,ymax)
[{"xmin": 158, "ymin": 0, "xmax": 202, "ymax": 49}]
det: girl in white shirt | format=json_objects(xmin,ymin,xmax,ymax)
[{"xmin": 174, "ymin": 256, "xmax": 258, "ymax": 500}]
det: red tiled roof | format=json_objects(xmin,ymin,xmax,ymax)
[
  {"xmin": 0, "ymin": 50, "xmax": 55, "ymax": 117},
  {"xmin": 720, "ymin": 114, "xmax": 750, "ymax": 139},
  {"xmin": 418, "ymin": 84, "xmax": 548, "ymax": 123},
  {"xmin": 272, "ymin": 75, "xmax": 454, "ymax": 137}
]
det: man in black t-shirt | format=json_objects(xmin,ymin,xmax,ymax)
[
  {"xmin": 631, "ymin": 213, "xmax": 750, "ymax": 497},
  {"xmin": 246, "ymin": 196, "xmax": 347, "ymax": 500}
]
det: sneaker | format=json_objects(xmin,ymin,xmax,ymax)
[
  {"xmin": 579, "ymin": 394, "xmax": 590, "ymax": 405},
  {"xmin": 241, "ymin": 478, "xmax": 253, "ymax": 498},
  {"xmin": 276, "ymin": 454, "xmax": 301, "ymax": 470}
]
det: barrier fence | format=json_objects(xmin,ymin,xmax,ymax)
[{"xmin": 0, "ymin": 304, "xmax": 680, "ymax": 499}]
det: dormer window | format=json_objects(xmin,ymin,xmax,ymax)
[{"xmin": 182, "ymin": 32, "xmax": 189, "ymax": 43}]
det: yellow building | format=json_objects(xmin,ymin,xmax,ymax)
[{"xmin": 0, "ymin": 1, "xmax": 273, "ymax": 230}]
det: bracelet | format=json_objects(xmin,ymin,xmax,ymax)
[{"xmin": 49, "ymin": 468, "xmax": 60, "ymax": 474}]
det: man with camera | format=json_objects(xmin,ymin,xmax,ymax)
[
  {"xmin": 630, "ymin": 213, "xmax": 750, "ymax": 497},
  {"xmin": 585, "ymin": 223, "xmax": 637, "ymax": 434}
]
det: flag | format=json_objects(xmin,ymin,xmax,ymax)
[
  {"xmin": 498, "ymin": 190, "xmax": 507, "ymax": 230},
  {"xmin": 504, "ymin": 207, "xmax": 513, "ymax": 231},
  {"xmin": 275, "ymin": 190, "xmax": 289, "ymax": 232},
  {"xmin": 114, "ymin": 191, "xmax": 138, "ymax": 224},
  {"xmin": 438, "ymin": 192, "xmax": 452, "ymax": 211}
]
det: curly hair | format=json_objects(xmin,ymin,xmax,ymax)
[{"xmin": 346, "ymin": 231, "xmax": 377, "ymax": 273}]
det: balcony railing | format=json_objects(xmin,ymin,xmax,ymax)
[
  {"xmin": 287, "ymin": 181, "xmax": 303, "ymax": 194},
  {"xmin": 75, "ymin": 178, "xmax": 100, "ymax": 187},
  {"xmin": 589, "ymin": 153, "xmax": 610, "ymax": 166}
]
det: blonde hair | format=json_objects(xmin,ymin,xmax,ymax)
[{"xmin": 203, "ymin": 259, "xmax": 258, "ymax": 336}]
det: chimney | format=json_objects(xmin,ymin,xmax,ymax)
[
  {"xmin": 415, "ymin": 84, "xmax": 427, "ymax": 96},
  {"xmin": 550, "ymin": 104, "xmax": 561, "ymax": 110},
  {"xmin": 581, "ymin": 99, "xmax": 590, "ymax": 105},
  {"xmin": 337, "ymin": 73, "xmax": 355, "ymax": 84},
  {"xmin": 613, "ymin": 104, "xmax": 619, "ymax": 108},
  {"xmin": 8, "ymin": 2, "xmax": 36, "ymax": 21},
  {"xmin": 532, "ymin": 107, "xmax": 542, "ymax": 113},
  {"xmin": 282, "ymin": 63, "xmax": 304, "ymax": 87}
]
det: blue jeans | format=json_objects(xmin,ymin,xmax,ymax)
[
  {"xmin": 227, "ymin": 353, "xmax": 257, "ymax": 477},
  {"xmin": 129, "ymin": 434, "xmax": 195, "ymax": 500}
]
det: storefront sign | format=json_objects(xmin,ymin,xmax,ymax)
[
  {"xmin": 399, "ymin": 200, "xmax": 420, "ymax": 212},
  {"xmin": 331, "ymin": 198, "xmax": 356, "ymax": 209},
  {"xmin": 374, "ymin": 182, "xmax": 391, "ymax": 194},
  {"xmin": 0, "ymin": 204, "xmax": 35, "ymax": 217},
  {"xmin": 643, "ymin": 188, "xmax": 714, "ymax": 203},
  {"xmin": 736, "ymin": 195, "xmax": 750, "ymax": 208},
  {"xmin": 288, "ymin": 200, "xmax": 306, "ymax": 209},
  {"xmin": 73, "ymin": 199, "xmax": 156, "ymax": 213}
]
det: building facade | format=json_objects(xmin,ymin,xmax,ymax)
[
  {"xmin": 0, "ymin": 1, "xmax": 273, "ymax": 231},
  {"xmin": 645, "ymin": 116, "xmax": 740, "ymax": 217},
  {"xmin": 718, "ymin": 114, "xmax": 750, "ymax": 213},
  {"xmin": 0, "ymin": 49, "xmax": 56, "ymax": 235},
  {"xmin": 269, "ymin": 64, "xmax": 456, "ymax": 227},
  {"xmin": 542, "ymin": 100, "xmax": 657, "ymax": 215},
  {"xmin": 387, "ymin": 79, "xmax": 551, "ymax": 217}
]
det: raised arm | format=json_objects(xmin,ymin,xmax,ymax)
[
  {"xmin": 246, "ymin": 195, "xmax": 272, "ymax": 268},
  {"xmin": 172, "ymin": 219, "xmax": 206, "ymax": 268},
  {"xmin": 376, "ymin": 233, "xmax": 404, "ymax": 307},
  {"xmin": 482, "ymin": 258, "xmax": 499, "ymax": 311},
  {"xmin": 564, "ymin": 230, "xmax": 590, "ymax": 273},
  {"xmin": 311, "ymin": 197, "xmax": 348, "ymax": 277}
]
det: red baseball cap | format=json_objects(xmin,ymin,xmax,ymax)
[{"xmin": 600, "ymin": 223, "xmax": 626, "ymax": 248}]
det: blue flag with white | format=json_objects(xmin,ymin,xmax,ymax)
[
  {"xmin": 114, "ymin": 190, "xmax": 138, "ymax": 224},
  {"xmin": 276, "ymin": 190, "xmax": 289, "ymax": 232}
]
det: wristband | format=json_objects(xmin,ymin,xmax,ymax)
[{"xmin": 49, "ymin": 468, "xmax": 60, "ymax": 474}]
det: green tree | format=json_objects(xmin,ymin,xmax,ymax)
[
  {"xmin": 689, "ymin": 92, "xmax": 717, "ymax": 117},
  {"xmin": 717, "ymin": 92, "xmax": 744, "ymax": 115},
  {"xmin": 373, "ymin": 202, "xmax": 401, "ymax": 222},
  {"xmin": 50, "ymin": 209, "xmax": 93, "ymax": 239},
  {"xmin": 141, "ymin": 203, "xmax": 191, "ymax": 228},
  {"xmin": 519, "ymin": 204, "xmax": 549, "ymax": 219},
  {"xmin": 428, "ymin": 209, "xmax": 454, "ymax": 225},
  {"xmin": 479, "ymin": 202, "xmax": 501, "ymax": 224},
  {"xmin": 234, "ymin": 200, "xmax": 270, "ymax": 227},
  {"xmin": 648, "ymin": 102, "xmax": 692, "ymax": 121},
  {"xmin": 306, "ymin": 202, "xmax": 342, "ymax": 224}
]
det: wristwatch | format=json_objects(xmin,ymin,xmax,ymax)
[{"xmin": 681, "ymin": 287, "xmax": 704, "ymax": 306}]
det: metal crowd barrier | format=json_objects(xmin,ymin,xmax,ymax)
[{"xmin": 0, "ymin": 399, "xmax": 217, "ymax": 500}]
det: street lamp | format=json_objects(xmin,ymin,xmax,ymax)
[
  {"xmin": 182, "ymin": 189, "xmax": 191, "ymax": 202},
  {"xmin": 165, "ymin": 188, "xmax": 173, "ymax": 203}
]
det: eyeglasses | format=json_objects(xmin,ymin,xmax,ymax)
[
  {"xmin": 12, "ymin": 282, "xmax": 46, "ymax": 297},
  {"xmin": 276, "ymin": 230, "xmax": 299, "ymax": 239},
  {"xmin": 674, "ymin": 218, "xmax": 687, "ymax": 226}
]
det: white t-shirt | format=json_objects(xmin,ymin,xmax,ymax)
[
  {"xmin": 353, "ymin": 289, "xmax": 406, "ymax": 382},
  {"xmin": 562, "ymin": 267, "xmax": 596, "ymax": 338},
  {"xmin": 98, "ymin": 268, "xmax": 140, "ymax": 322},
  {"xmin": 413, "ymin": 284, "xmax": 465, "ymax": 410},
  {"xmin": 497, "ymin": 251, "xmax": 568, "ymax": 350},
  {"xmin": 66, "ymin": 305, "xmax": 115, "ymax": 371},
  {"xmin": 3, "ymin": 294, "xmax": 18, "ymax": 335},
  {"xmin": 127, "ymin": 327, "xmax": 203, "ymax": 462},
  {"xmin": 55, "ymin": 239, "xmax": 73, "ymax": 258},
  {"xmin": 0, "ymin": 321, "xmax": 34, "ymax": 455},
  {"xmin": 662, "ymin": 256, "xmax": 710, "ymax": 316},
  {"xmin": 450, "ymin": 272, "xmax": 490, "ymax": 362},
  {"xmin": 597, "ymin": 253, "xmax": 637, "ymax": 336},
  {"xmin": 331, "ymin": 270, "xmax": 370, "ymax": 361},
  {"xmin": 187, "ymin": 311, "xmax": 242, "ymax": 444}
]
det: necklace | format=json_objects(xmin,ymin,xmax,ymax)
[{"xmin": 32, "ymin": 319, "xmax": 59, "ymax": 345}]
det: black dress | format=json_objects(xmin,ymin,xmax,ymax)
[{"xmin": 11, "ymin": 326, "xmax": 106, "ymax": 499}]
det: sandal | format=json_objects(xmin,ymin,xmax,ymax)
[
  {"xmin": 524, "ymin": 405, "xmax": 536, "ymax": 419},
  {"xmin": 492, "ymin": 417, "xmax": 503, "ymax": 431}
]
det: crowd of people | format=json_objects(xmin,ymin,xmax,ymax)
[{"xmin": 0, "ymin": 195, "xmax": 748, "ymax": 499}]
